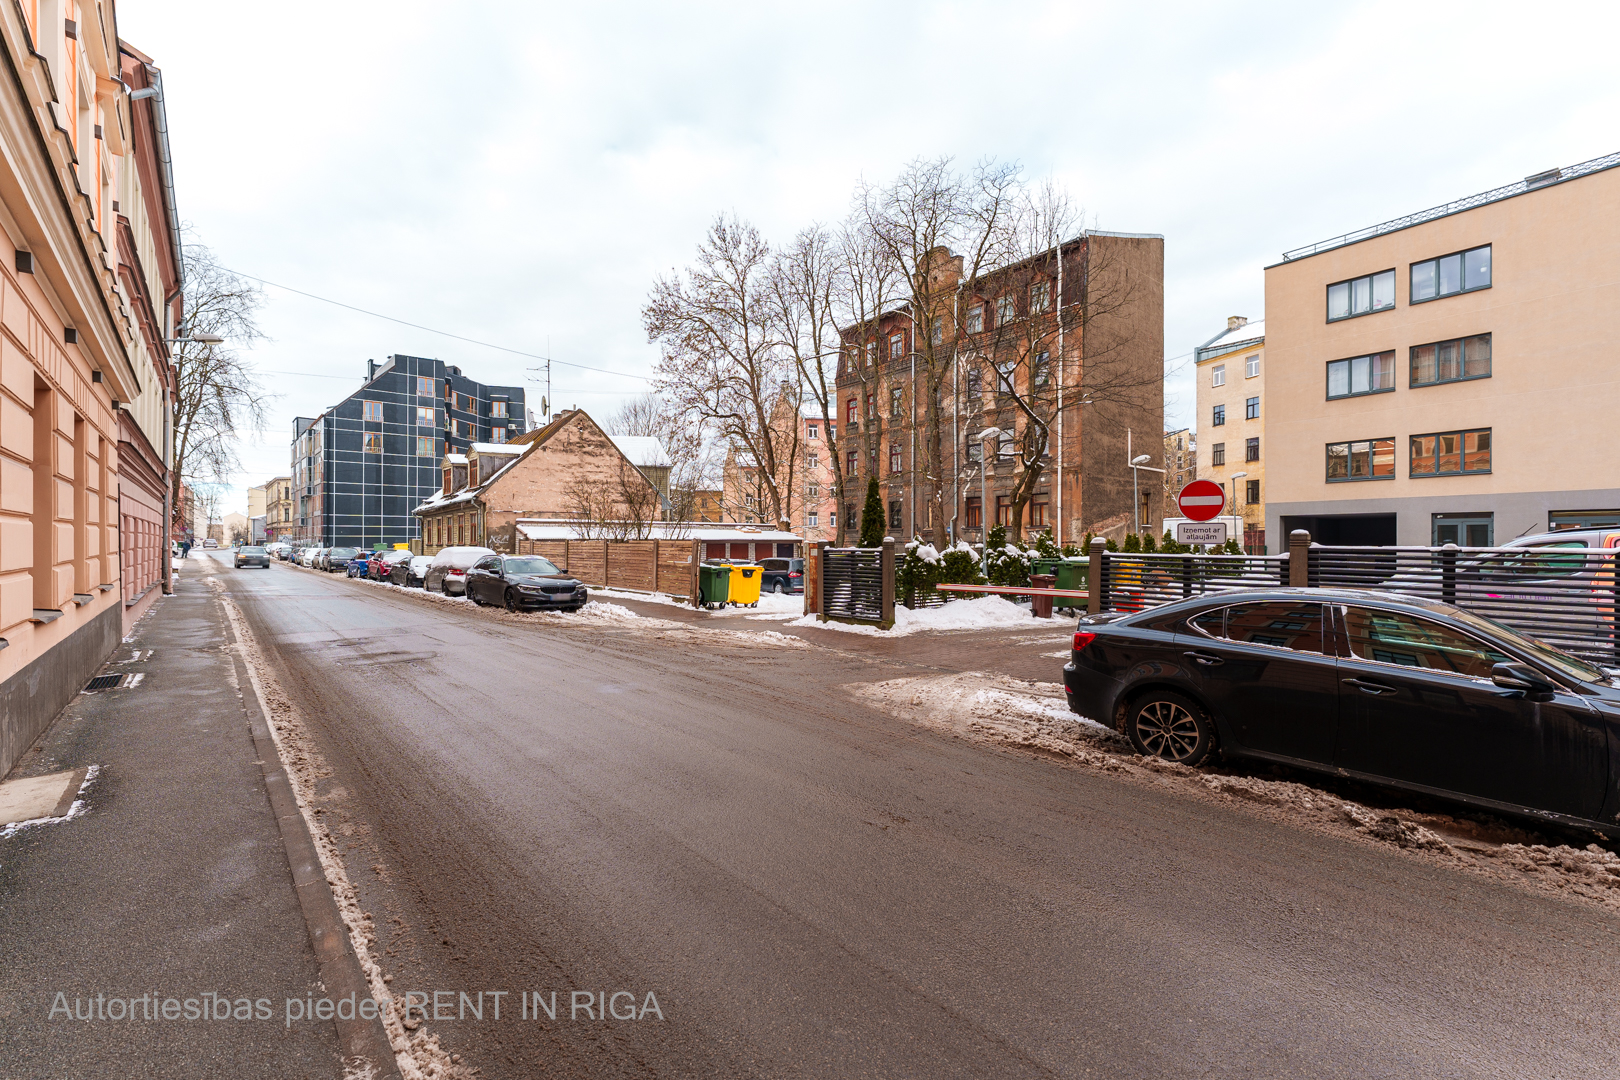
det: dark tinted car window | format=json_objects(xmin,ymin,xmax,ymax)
[
  {"xmin": 1222, "ymin": 602, "xmax": 1324, "ymax": 653},
  {"xmin": 503, "ymin": 557, "xmax": 561, "ymax": 576},
  {"xmin": 1343, "ymin": 607, "xmax": 1509, "ymax": 679},
  {"xmin": 761, "ymin": 559, "xmax": 788, "ymax": 571},
  {"xmin": 1188, "ymin": 609, "xmax": 1224, "ymax": 638}
]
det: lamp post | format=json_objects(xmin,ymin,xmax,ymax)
[
  {"xmin": 163, "ymin": 332, "xmax": 225, "ymax": 344},
  {"xmin": 1227, "ymin": 471, "xmax": 1248, "ymax": 551},
  {"xmin": 977, "ymin": 427, "xmax": 1002, "ymax": 576},
  {"xmin": 1127, "ymin": 428, "xmax": 1165, "ymax": 536}
]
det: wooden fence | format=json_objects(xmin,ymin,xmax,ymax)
[{"xmin": 515, "ymin": 537, "xmax": 698, "ymax": 598}]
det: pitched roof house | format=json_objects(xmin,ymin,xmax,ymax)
[{"xmin": 413, "ymin": 409, "xmax": 664, "ymax": 553}]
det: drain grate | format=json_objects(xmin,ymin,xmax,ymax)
[{"xmin": 85, "ymin": 674, "xmax": 125, "ymax": 691}]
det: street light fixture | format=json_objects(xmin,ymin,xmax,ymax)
[
  {"xmin": 1127, "ymin": 446, "xmax": 1164, "ymax": 536},
  {"xmin": 1227, "ymin": 471, "xmax": 1248, "ymax": 550},
  {"xmin": 164, "ymin": 332, "xmax": 225, "ymax": 344}
]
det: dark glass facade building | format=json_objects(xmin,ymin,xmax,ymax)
[{"xmin": 292, "ymin": 354, "xmax": 525, "ymax": 547}]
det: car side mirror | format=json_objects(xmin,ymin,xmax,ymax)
[{"xmin": 1491, "ymin": 662, "xmax": 1557, "ymax": 700}]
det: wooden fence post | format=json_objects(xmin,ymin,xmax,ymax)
[
  {"xmin": 651, "ymin": 538, "xmax": 660, "ymax": 595},
  {"xmin": 1088, "ymin": 537, "xmax": 1107, "ymax": 615},
  {"xmin": 690, "ymin": 539, "xmax": 702, "ymax": 607},
  {"xmin": 1288, "ymin": 529, "xmax": 1311, "ymax": 588},
  {"xmin": 880, "ymin": 537, "xmax": 896, "ymax": 630}
]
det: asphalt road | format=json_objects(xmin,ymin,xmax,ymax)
[{"xmin": 216, "ymin": 553, "xmax": 1620, "ymax": 1079}]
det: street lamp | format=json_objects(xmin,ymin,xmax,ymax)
[
  {"xmin": 1227, "ymin": 472, "xmax": 1248, "ymax": 550},
  {"xmin": 1128, "ymin": 450, "xmax": 1164, "ymax": 536},
  {"xmin": 977, "ymin": 427, "xmax": 1002, "ymax": 576},
  {"xmin": 164, "ymin": 332, "xmax": 225, "ymax": 344}
]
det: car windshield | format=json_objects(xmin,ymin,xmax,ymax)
[
  {"xmin": 1446, "ymin": 606, "xmax": 1608, "ymax": 683},
  {"xmin": 503, "ymin": 557, "xmax": 561, "ymax": 576},
  {"xmin": 329, "ymin": 548, "xmax": 358, "ymax": 559},
  {"xmin": 242, "ymin": 547, "xmax": 266, "ymax": 555}
]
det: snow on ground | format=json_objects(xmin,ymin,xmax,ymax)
[
  {"xmin": 852, "ymin": 671, "xmax": 1620, "ymax": 914},
  {"xmin": 592, "ymin": 587, "xmax": 806, "ymax": 619},
  {"xmin": 787, "ymin": 594, "xmax": 1040, "ymax": 636}
]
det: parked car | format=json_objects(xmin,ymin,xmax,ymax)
[
  {"xmin": 300, "ymin": 547, "xmax": 322, "ymax": 568},
  {"xmin": 323, "ymin": 546, "xmax": 361, "ymax": 573},
  {"xmin": 345, "ymin": 552, "xmax": 371, "ymax": 577},
  {"xmin": 202, "ymin": 538, "xmax": 219, "ymax": 549},
  {"xmin": 369, "ymin": 549, "xmax": 413, "ymax": 581},
  {"xmin": 1063, "ymin": 587, "xmax": 1620, "ymax": 836},
  {"xmin": 390, "ymin": 554, "xmax": 435, "ymax": 588},
  {"xmin": 464, "ymin": 553, "xmax": 588, "ymax": 612},
  {"xmin": 423, "ymin": 546, "xmax": 496, "ymax": 596},
  {"xmin": 264, "ymin": 542, "xmax": 290, "ymax": 560},
  {"xmin": 234, "ymin": 545, "xmax": 271, "ymax": 569},
  {"xmin": 758, "ymin": 557, "xmax": 804, "ymax": 595}
]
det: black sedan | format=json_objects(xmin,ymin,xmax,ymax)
[
  {"xmin": 234, "ymin": 545, "xmax": 271, "ymax": 569},
  {"xmin": 1063, "ymin": 588, "xmax": 1620, "ymax": 836},
  {"xmin": 465, "ymin": 554, "xmax": 588, "ymax": 612}
]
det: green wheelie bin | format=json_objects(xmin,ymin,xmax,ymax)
[{"xmin": 699, "ymin": 563, "xmax": 732, "ymax": 610}]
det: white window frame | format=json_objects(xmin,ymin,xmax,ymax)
[
  {"xmin": 1212, "ymin": 365, "xmax": 1225, "ymax": 387},
  {"xmin": 1245, "ymin": 354, "xmax": 1260, "ymax": 378}
]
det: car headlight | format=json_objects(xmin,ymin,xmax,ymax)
[{"xmin": 517, "ymin": 585, "xmax": 544, "ymax": 594}]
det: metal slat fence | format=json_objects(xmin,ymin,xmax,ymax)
[
  {"xmin": 822, "ymin": 548, "xmax": 885, "ymax": 624},
  {"xmin": 1089, "ymin": 540, "xmax": 1620, "ymax": 664}
]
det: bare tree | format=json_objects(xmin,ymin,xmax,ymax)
[
  {"xmin": 171, "ymin": 243, "xmax": 267, "ymax": 521},
  {"xmin": 607, "ymin": 392, "xmax": 711, "ymax": 524},
  {"xmin": 830, "ymin": 215, "xmax": 903, "ymax": 545},
  {"xmin": 564, "ymin": 459, "xmax": 661, "ymax": 540},
  {"xmin": 643, "ymin": 214, "xmax": 794, "ymax": 524}
]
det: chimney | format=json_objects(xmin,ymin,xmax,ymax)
[
  {"xmin": 367, "ymin": 359, "xmax": 376, "ymax": 381},
  {"xmin": 1227, "ymin": 316, "xmax": 1248, "ymax": 331}
]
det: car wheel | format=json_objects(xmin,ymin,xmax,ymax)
[
  {"xmin": 441, "ymin": 580, "xmax": 454, "ymax": 596},
  {"xmin": 1125, "ymin": 691, "xmax": 1215, "ymax": 766},
  {"xmin": 470, "ymin": 587, "xmax": 485, "ymax": 606},
  {"xmin": 504, "ymin": 589, "xmax": 521, "ymax": 612},
  {"xmin": 772, "ymin": 582, "xmax": 785, "ymax": 595}
]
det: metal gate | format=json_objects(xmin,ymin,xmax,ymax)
[{"xmin": 822, "ymin": 547, "xmax": 885, "ymax": 624}]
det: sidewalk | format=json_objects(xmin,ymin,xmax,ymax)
[{"xmin": 0, "ymin": 557, "xmax": 389, "ymax": 1079}]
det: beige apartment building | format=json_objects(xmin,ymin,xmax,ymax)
[
  {"xmin": 1265, "ymin": 151, "xmax": 1620, "ymax": 547},
  {"xmin": 1162, "ymin": 427, "xmax": 1196, "ymax": 524},
  {"xmin": 1193, "ymin": 316, "xmax": 1266, "ymax": 550}
]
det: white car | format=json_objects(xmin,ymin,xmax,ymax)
[{"xmin": 423, "ymin": 546, "xmax": 497, "ymax": 596}]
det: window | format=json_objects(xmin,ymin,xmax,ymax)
[
  {"xmin": 1033, "ymin": 351, "xmax": 1050, "ymax": 388},
  {"xmin": 806, "ymin": 482, "xmax": 819, "ymax": 498},
  {"xmin": 1211, "ymin": 442, "xmax": 1225, "ymax": 466},
  {"xmin": 416, "ymin": 406, "xmax": 435, "ymax": 427},
  {"xmin": 1327, "ymin": 352, "xmax": 1396, "ymax": 398},
  {"xmin": 1342, "ymin": 607, "xmax": 1508, "ymax": 679},
  {"xmin": 491, "ymin": 400, "xmax": 508, "ymax": 418},
  {"xmin": 807, "ymin": 424, "xmax": 818, "ymax": 440},
  {"xmin": 996, "ymin": 496, "xmax": 1012, "ymax": 525},
  {"xmin": 847, "ymin": 450, "xmax": 858, "ymax": 474},
  {"xmin": 1212, "ymin": 365, "xmax": 1226, "ymax": 387},
  {"xmin": 864, "ymin": 342, "xmax": 878, "ymax": 367},
  {"xmin": 966, "ymin": 436, "xmax": 982, "ymax": 463},
  {"xmin": 1327, "ymin": 269, "xmax": 1396, "ymax": 321},
  {"xmin": 997, "ymin": 433, "xmax": 1014, "ymax": 459},
  {"xmin": 890, "ymin": 387, "xmax": 903, "ymax": 417},
  {"xmin": 889, "ymin": 443, "xmax": 902, "ymax": 474},
  {"xmin": 1432, "ymin": 513, "xmax": 1493, "ymax": 547},
  {"xmin": 1245, "ymin": 437, "xmax": 1259, "ymax": 462},
  {"xmin": 363, "ymin": 400, "xmax": 383, "ymax": 422},
  {"xmin": 966, "ymin": 304, "xmax": 984, "ymax": 334},
  {"xmin": 996, "ymin": 357, "xmax": 1016, "ymax": 393},
  {"xmin": 829, "ymin": 511, "xmax": 837, "ymax": 529},
  {"xmin": 1411, "ymin": 334, "xmax": 1491, "ymax": 387},
  {"xmin": 1030, "ymin": 282, "xmax": 1050, "ymax": 314},
  {"xmin": 930, "ymin": 317, "xmax": 943, "ymax": 346},
  {"xmin": 1245, "ymin": 354, "xmax": 1260, "ymax": 379},
  {"xmin": 965, "ymin": 497, "xmax": 982, "ymax": 529},
  {"xmin": 827, "ymin": 423, "xmax": 835, "ymax": 439},
  {"xmin": 1411, "ymin": 245, "xmax": 1490, "ymax": 303},
  {"xmin": 364, "ymin": 433, "xmax": 381, "ymax": 454},
  {"xmin": 1219, "ymin": 602, "xmax": 1324, "ymax": 653},
  {"xmin": 869, "ymin": 446, "xmax": 877, "ymax": 471},
  {"xmin": 807, "ymin": 511, "xmax": 818, "ymax": 528},
  {"xmin": 1326, "ymin": 438, "xmax": 1396, "ymax": 481},
  {"xmin": 1029, "ymin": 499, "xmax": 1048, "ymax": 528},
  {"xmin": 846, "ymin": 399, "xmax": 857, "ymax": 424},
  {"xmin": 845, "ymin": 503, "xmax": 855, "ymax": 527},
  {"xmin": 490, "ymin": 428, "xmax": 507, "ymax": 444},
  {"xmin": 1246, "ymin": 479, "xmax": 1260, "ymax": 504},
  {"xmin": 1212, "ymin": 404, "xmax": 1225, "ymax": 426},
  {"xmin": 416, "ymin": 376, "xmax": 434, "ymax": 397},
  {"xmin": 866, "ymin": 393, "xmax": 874, "ymax": 416},
  {"xmin": 1245, "ymin": 396, "xmax": 1260, "ymax": 420},
  {"xmin": 1410, "ymin": 428, "xmax": 1491, "ymax": 476},
  {"xmin": 889, "ymin": 332, "xmax": 904, "ymax": 359},
  {"xmin": 416, "ymin": 436, "xmax": 435, "ymax": 457},
  {"xmin": 965, "ymin": 367, "xmax": 982, "ymax": 394},
  {"xmin": 888, "ymin": 500, "xmax": 902, "ymax": 529},
  {"xmin": 807, "ymin": 451, "xmax": 818, "ymax": 469},
  {"xmin": 996, "ymin": 295, "xmax": 1015, "ymax": 324}
]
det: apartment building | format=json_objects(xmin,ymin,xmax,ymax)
[
  {"xmin": 831, "ymin": 233, "xmax": 1164, "ymax": 546},
  {"xmin": 0, "ymin": 6, "xmax": 184, "ymax": 776},
  {"xmin": 1266, "ymin": 151, "xmax": 1620, "ymax": 547},
  {"xmin": 262, "ymin": 475, "xmax": 294, "ymax": 542},
  {"xmin": 292, "ymin": 355, "xmax": 524, "ymax": 547},
  {"xmin": 1162, "ymin": 427, "xmax": 1196, "ymax": 523},
  {"xmin": 722, "ymin": 403, "xmax": 839, "ymax": 540},
  {"xmin": 1193, "ymin": 316, "xmax": 1266, "ymax": 550}
]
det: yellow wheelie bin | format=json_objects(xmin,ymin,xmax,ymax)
[{"xmin": 728, "ymin": 564, "xmax": 763, "ymax": 607}]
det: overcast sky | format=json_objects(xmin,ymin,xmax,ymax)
[{"xmin": 118, "ymin": 1, "xmax": 1619, "ymax": 517}]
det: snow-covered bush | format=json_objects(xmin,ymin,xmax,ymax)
[
  {"xmin": 897, "ymin": 538, "xmax": 985, "ymax": 605},
  {"xmin": 983, "ymin": 525, "xmax": 1034, "ymax": 587}
]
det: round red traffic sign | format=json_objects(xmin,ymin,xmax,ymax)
[{"xmin": 1178, "ymin": 479, "xmax": 1227, "ymax": 522}]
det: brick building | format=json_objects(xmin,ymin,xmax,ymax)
[{"xmin": 831, "ymin": 232, "xmax": 1164, "ymax": 546}]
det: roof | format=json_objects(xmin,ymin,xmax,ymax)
[
  {"xmin": 1275, "ymin": 149, "xmax": 1620, "ymax": 264},
  {"xmin": 470, "ymin": 442, "xmax": 522, "ymax": 455},
  {"xmin": 515, "ymin": 519, "xmax": 802, "ymax": 543},
  {"xmin": 607, "ymin": 435, "xmax": 671, "ymax": 468},
  {"xmin": 1194, "ymin": 320, "xmax": 1265, "ymax": 363},
  {"xmin": 444, "ymin": 453, "xmax": 468, "ymax": 464}
]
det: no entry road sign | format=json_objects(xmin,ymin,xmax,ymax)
[{"xmin": 1177, "ymin": 480, "xmax": 1226, "ymax": 522}]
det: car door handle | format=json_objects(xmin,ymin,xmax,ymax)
[
  {"xmin": 1343, "ymin": 678, "xmax": 1396, "ymax": 695},
  {"xmin": 1183, "ymin": 650, "xmax": 1224, "ymax": 667}
]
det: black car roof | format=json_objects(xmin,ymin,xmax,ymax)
[{"xmin": 1109, "ymin": 587, "xmax": 1462, "ymax": 623}]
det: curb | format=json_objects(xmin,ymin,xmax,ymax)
[{"xmin": 225, "ymin": 609, "xmax": 403, "ymax": 1080}]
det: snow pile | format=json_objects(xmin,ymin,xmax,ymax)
[
  {"xmin": 592, "ymin": 587, "xmax": 804, "ymax": 619},
  {"xmin": 788, "ymin": 594, "xmax": 1036, "ymax": 636}
]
